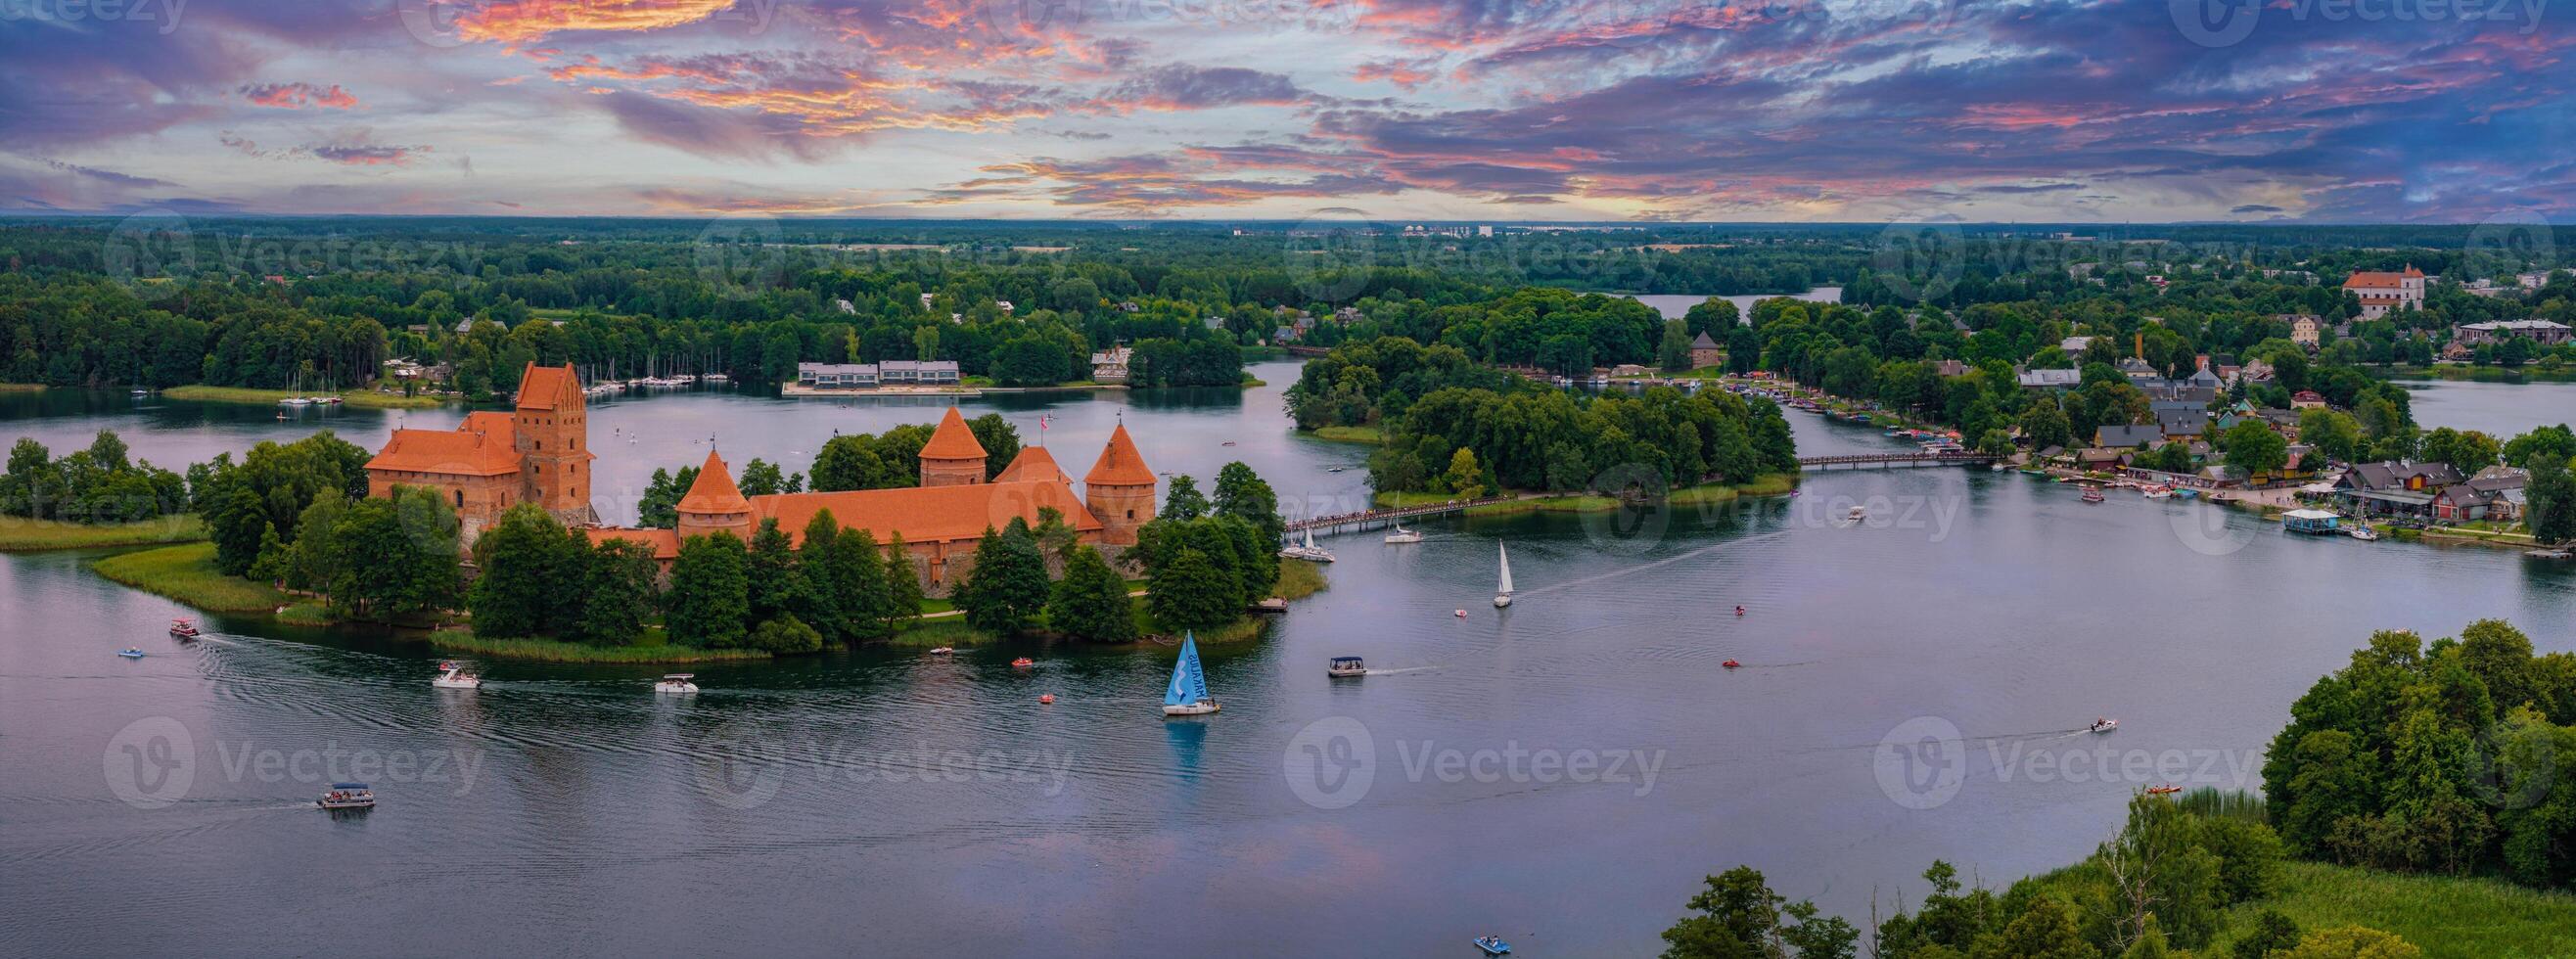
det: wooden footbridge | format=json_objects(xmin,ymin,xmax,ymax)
[
  {"xmin": 1798, "ymin": 451, "xmax": 1998, "ymax": 470},
  {"xmin": 1283, "ymin": 495, "xmax": 1515, "ymax": 534}
]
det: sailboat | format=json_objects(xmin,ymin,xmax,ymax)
[
  {"xmin": 1280, "ymin": 527, "xmax": 1335, "ymax": 563},
  {"xmin": 1493, "ymin": 542, "xmax": 1515, "ymax": 608},
  {"xmin": 1162, "ymin": 632, "xmax": 1219, "ymax": 716},
  {"xmin": 1383, "ymin": 524, "xmax": 1423, "ymax": 544}
]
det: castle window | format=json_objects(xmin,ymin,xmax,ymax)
[
  {"xmin": 534, "ymin": 440, "xmax": 543, "ymax": 450},
  {"xmin": 453, "ymin": 489, "xmax": 464, "ymax": 508},
  {"xmin": 1127, "ymin": 509, "xmax": 1136, "ymax": 520}
]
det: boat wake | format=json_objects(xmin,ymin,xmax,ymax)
[{"xmin": 1359, "ymin": 665, "xmax": 1439, "ymax": 676}]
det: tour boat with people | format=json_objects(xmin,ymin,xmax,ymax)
[
  {"xmin": 1011, "ymin": 657, "xmax": 1035, "ymax": 668},
  {"xmin": 653, "ymin": 673, "xmax": 700, "ymax": 695},
  {"xmin": 2090, "ymin": 718, "xmax": 2119, "ymax": 734},
  {"xmin": 431, "ymin": 661, "xmax": 482, "ymax": 690},
  {"xmin": 1383, "ymin": 525, "xmax": 1422, "ymax": 544},
  {"xmin": 1493, "ymin": 542, "xmax": 1516, "ymax": 608},
  {"xmin": 168, "ymin": 617, "xmax": 201, "ymax": 639},
  {"xmin": 927, "ymin": 647, "xmax": 955, "ymax": 655},
  {"xmin": 1162, "ymin": 632, "xmax": 1220, "ymax": 716},
  {"xmin": 1474, "ymin": 935, "xmax": 1513, "ymax": 955},
  {"xmin": 116, "ymin": 648, "xmax": 146, "ymax": 660},
  {"xmin": 1327, "ymin": 656, "xmax": 1367, "ymax": 678},
  {"xmin": 2081, "ymin": 487, "xmax": 2106, "ymax": 504},
  {"xmin": 317, "ymin": 783, "xmax": 375, "ymax": 810}
]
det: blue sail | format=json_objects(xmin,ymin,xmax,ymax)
[{"xmin": 1166, "ymin": 632, "xmax": 1210, "ymax": 706}]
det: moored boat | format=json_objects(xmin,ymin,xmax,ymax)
[
  {"xmin": 2349, "ymin": 525, "xmax": 2379, "ymax": 541},
  {"xmin": 116, "ymin": 648, "xmax": 146, "ymax": 660},
  {"xmin": 1280, "ymin": 527, "xmax": 1336, "ymax": 563},
  {"xmin": 1161, "ymin": 632, "xmax": 1219, "ymax": 716},
  {"xmin": 1383, "ymin": 525, "xmax": 1422, "ymax": 544}
]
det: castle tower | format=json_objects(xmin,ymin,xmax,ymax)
[
  {"xmin": 512, "ymin": 362, "xmax": 597, "ymax": 525},
  {"xmin": 1083, "ymin": 423, "xmax": 1156, "ymax": 546},
  {"xmin": 674, "ymin": 449, "xmax": 755, "ymax": 543},
  {"xmin": 919, "ymin": 407, "xmax": 988, "ymax": 487}
]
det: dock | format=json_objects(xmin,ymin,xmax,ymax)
[
  {"xmin": 1797, "ymin": 452, "xmax": 1997, "ymax": 470},
  {"xmin": 1284, "ymin": 496, "xmax": 1515, "ymax": 534}
]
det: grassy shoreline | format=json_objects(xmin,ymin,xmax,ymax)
[
  {"xmin": 1309, "ymin": 425, "xmax": 1384, "ymax": 444},
  {"xmin": 1429, "ymin": 473, "xmax": 1799, "ymax": 517},
  {"xmin": 2206, "ymin": 861, "xmax": 2576, "ymax": 958},
  {"xmin": 161, "ymin": 384, "xmax": 451, "ymax": 409},
  {"xmin": 89, "ymin": 542, "xmax": 288, "ymax": 613},
  {"xmin": 428, "ymin": 629, "xmax": 772, "ymax": 662},
  {"xmin": 0, "ymin": 383, "xmax": 42, "ymax": 393},
  {"xmin": 2375, "ymin": 364, "xmax": 2576, "ymax": 383},
  {"xmin": 0, "ymin": 515, "xmax": 206, "ymax": 551}
]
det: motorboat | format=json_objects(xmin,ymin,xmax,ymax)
[
  {"xmin": 927, "ymin": 647, "xmax": 955, "ymax": 655},
  {"xmin": 1722, "ymin": 660, "xmax": 1740, "ymax": 669},
  {"xmin": 1383, "ymin": 525, "xmax": 1423, "ymax": 544},
  {"xmin": 116, "ymin": 648, "xmax": 146, "ymax": 660},
  {"xmin": 2145, "ymin": 784, "xmax": 2184, "ymax": 796},
  {"xmin": 2089, "ymin": 718, "xmax": 2119, "ymax": 734},
  {"xmin": 130, "ymin": 388, "xmax": 150, "ymax": 396},
  {"xmin": 1846, "ymin": 505, "xmax": 1867, "ymax": 522},
  {"xmin": 1475, "ymin": 936, "xmax": 1513, "ymax": 956},
  {"xmin": 1327, "ymin": 656, "xmax": 1367, "ymax": 678},
  {"xmin": 168, "ymin": 617, "xmax": 201, "ymax": 639},
  {"xmin": 1038, "ymin": 694, "xmax": 1055, "ymax": 705},
  {"xmin": 432, "ymin": 661, "xmax": 482, "ymax": 690},
  {"xmin": 317, "ymin": 783, "xmax": 375, "ymax": 809},
  {"xmin": 1161, "ymin": 632, "xmax": 1220, "ymax": 716},
  {"xmin": 653, "ymin": 673, "xmax": 700, "ymax": 695},
  {"xmin": 1011, "ymin": 657, "xmax": 1035, "ymax": 668},
  {"xmin": 2349, "ymin": 525, "xmax": 2380, "ymax": 542},
  {"xmin": 1493, "ymin": 542, "xmax": 1515, "ymax": 609},
  {"xmin": 2081, "ymin": 488, "xmax": 2106, "ymax": 504},
  {"xmin": 2140, "ymin": 485, "xmax": 2174, "ymax": 500}
]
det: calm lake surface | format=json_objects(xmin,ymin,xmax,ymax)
[
  {"xmin": 1621, "ymin": 287, "xmax": 1844, "ymax": 322},
  {"xmin": 5, "ymin": 361, "xmax": 2573, "ymax": 955},
  {"xmin": 2390, "ymin": 378, "xmax": 2576, "ymax": 438}
]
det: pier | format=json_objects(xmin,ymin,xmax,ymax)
[
  {"xmin": 1797, "ymin": 451, "xmax": 1997, "ymax": 470},
  {"xmin": 1285, "ymin": 496, "xmax": 1515, "ymax": 534}
]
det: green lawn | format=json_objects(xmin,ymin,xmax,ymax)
[
  {"xmin": 161, "ymin": 384, "xmax": 448, "ymax": 409},
  {"xmin": 2205, "ymin": 861, "xmax": 2576, "ymax": 959},
  {"xmin": 89, "ymin": 542, "xmax": 288, "ymax": 613},
  {"xmin": 428, "ymin": 629, "xmax": 771, "ymax": 662},
  {"xmin": 0, "ymin": 515, "xmax": 205, "ymax": 551},
  {"xmin": 1372, "ymin": 489, "xmax": 1472, "ymax": 508},
  {"xmin": 1311, "ymin": 425, "xmax": 1384, "ymax": 444}
]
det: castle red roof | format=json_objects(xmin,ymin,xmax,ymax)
[
  {"xmin": 1084, "ymin": 423, "xmax": 1154, "ymax": 486},
  {"xmin": 677, "ymin": 449, "xmax": 751, "ymax": 515},
  {"xmin": 919, "ymin": 407, "xmax": 987, "ymax": 461},
  {"xmin": 753, "ymin": 481, "xmax": 1102, "ymax": 547},
  {"xmin": 514, "ymin": 363, "xmax": 580, "ymax": 410},
  {"xmin": 365, "ymin": 413, "xmax": 522, "ymax": 476},
  {"xmin": 993, "ymin": 446, "xmax": 1072, "ymax": 483},
  {"xmin": 586, "ymin": 526, "xmax": 680, "ymax": 560}
]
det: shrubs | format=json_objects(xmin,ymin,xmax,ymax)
[{"xmin": 747, "ymin": 615, "xmax": 823, "ymax": 654}]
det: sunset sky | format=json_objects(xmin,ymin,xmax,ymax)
[{"xmin": 3, "ymin": 0, "xmax": 2569, "ymax": 221}]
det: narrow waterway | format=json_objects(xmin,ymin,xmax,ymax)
[{"xmin": 3, "ymin": 362, "xmax": 2571, "ymax": 954}]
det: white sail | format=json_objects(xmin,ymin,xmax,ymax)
[
  {"xmin": 1303, "ymin": 528, "xmax": 1317, "ymax": 550},
  {"xmin": 1497, "ymin": 542, "xmax": 1514, "ymax": 596}
]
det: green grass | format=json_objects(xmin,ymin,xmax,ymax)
[
  {"xmin": 886, "ymin": 618, "xmax": 996, "ymax": 647},
  {"xmin": 428, "ymin": 629, "xmax": 770, "ymax": 662},
  {"xmin": 1274, "ymin": 558, "xmax": 1328, "ymax": 600},
  {"xmin": 161, "ymin": 384, "xmax": 448, "ymax": 409},
  {"xmin": 1466, "ymin": 494, "xmax": 1620, "ymax": 516},
  {"xmin": 1372, "ymin": 489, "xmax": 1472, "ymax": 508},
  {"xmin": 0, "ymin": 514, "xmax": 205, "ymax": 551},
  {"xmin": 2206, "ymin": 861, "xmax": 2576, "ymax": 959},
  {"xmin": 1311, "ymin": 425, "xmax": 1385, "ymax": 444},
  {"xmin": 275, "ymin": 601, "xmax": 334, "ymax": 626},
  {"xmin": 90, "ymin": 542, "xmax": 288, "ymax": 613}
]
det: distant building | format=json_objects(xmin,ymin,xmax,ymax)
[
  {"xmin": 1932, "ymin": 359, "xmax": 1969, "ymax": 378},
  {"xmin": 2454, "ymin": 319, "xmax": 2572, "ymax": 346},
  {"xmin": 364, "ymin": 363, "xmax": 598, "ymax": 541},
  {"xmin": 878, "ymin": 360, "xmax": 960, "ymax": 385},
  {"xmin": 2096, "ymin": 424, "xmax": 2164, "ymax": 448},
  {"xmin": 2342, "ymin": 266, "xmax": 2425, "ymax": 319},
  {"xmin": 1688, "ymin": 332, "xmax": 1725, "ymax": 369},
  {"xmin": 798, "ymin": 362, "xmax": 879, "ymax": 388},
  {"xmin": 2017, "ymin": 368, "xmax": 2083, "ymax": 390},
  {"xmin": 1090, "ymin": 347, "xmax": 1132, "ymax": 384},
  {"xmin": 2280, "ymin": 314, "xmax": 2323, "ymax": 346}
]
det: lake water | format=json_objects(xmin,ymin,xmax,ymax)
[
  {"xmin": 5, "ymin": 362, "xmax": 2574, "ymax": 954},
  {"xmin": 2390, "ymin": 378, "xmax": 2576, "ymax": 439},
  {"xmin": 1620, "ymin": 287, "xmax": 1844, "ymax": 322}
]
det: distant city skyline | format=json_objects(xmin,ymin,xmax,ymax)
[{"xmin": 3, "ymin": 0, "xmax": 2570, "ymax": 221}]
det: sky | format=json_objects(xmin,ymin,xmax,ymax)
[{"xmin": 2, "ymin": 0, "xmax": 2571, "ymax": 222}]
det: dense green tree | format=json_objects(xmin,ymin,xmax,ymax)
[
  {"xmin": 841, "ymin": 526, "xmax": 900, "ymax": 638},
  {"xmin": 1211, "ymin": 461, "xmax": 1284, "ymax": 545},
  {"xmin": 2221, "ymin": 420, "xmax": 2289, "ymax": 478},
  {"xmin": 2524, "ymin": 454, "xmax": 2576, "ymax": 544},
  {"xmin": 745, "ymin": 518, "xmax": 804, "ymax": 625},
  {"xmin": 575, "ymin": 538, "xmax": 659, "ymax": 645},
  {"xmin": 2278, "ymin": 927, "xmax": 2420, "ymax": 958},
  {"xmin": 321, "ymin": 486, "xmax": 460, "ymax": 623},
  {"xmin": 667, "ymin": 532, "xmax": 751, "ymax": 648},
  {"xmin": 884, "ymin": 529, "xmax": 925, "ymax": 622},
  {"xmin": 1144, "ymin": 546, "xmax": 1237, "ymax": 632},
  {"xmin": 2502, "ymin": 424, "xmax": 2576, "ymax": 469},
  {"xmin": 738, "ymin": 458, "xmax": 788, "ymax": 497},
  {"xmin": 955, "ymin": 521, "xmax": 1048, "ymax": 635},
  {"xmin": 283, "ymin": 488, "xmax": 346, "ymax": 591},
  {"xmin": 2233, "ymin": 910, "xmax": 2303, "ymax": 959},
  {"xmin": 468, "ymin": 504, "xmax": 581, "ymax": 638},
  {"xmin": 748, "ymin": 614, "xmax": 823, "ymax": 654},
  {"xmin": 2297, "ymin": 408, "xmax": 2364, "ymax": 465},
  {"xmin": 1162, "ymin": 474, "xmax": 1210, "ymax": 520},
  {"xmin": 1048, "ymin": 545, "xmax": 1136, "ymax": 642}
]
